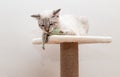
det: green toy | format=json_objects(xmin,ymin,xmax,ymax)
[
  {"xmin": 52, "ymin": 28, "xmax": 59, "ymax": 35},
  {"xmin": 52, "ymin": 28, "xmax": 64, "ymax": 35}
]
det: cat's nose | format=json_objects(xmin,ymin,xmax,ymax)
[{"xmin": 45, "ymin": 27, "xmax": 49, "ymax": 32}]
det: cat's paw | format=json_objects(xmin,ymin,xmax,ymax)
[{"xmin": 63, "ymin": 30, "xmax": 76, "ymax": 35}]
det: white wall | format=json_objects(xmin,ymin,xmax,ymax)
[{"xmin": 0, "ymin": 0, "xmax": 120, "ymax": 77}]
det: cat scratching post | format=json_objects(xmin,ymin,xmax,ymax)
[{"xmin": 32, "ymin": 35, "xmax": 112, "ymax": 77}]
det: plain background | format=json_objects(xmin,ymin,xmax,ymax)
[{"xmin": 0, "ymin": 0, "xmax": 119, "ymax": 77}]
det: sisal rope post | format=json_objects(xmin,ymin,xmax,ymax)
[{"xmin": 60, "ymin": 42, "xmax": 79, "ymax": 77}]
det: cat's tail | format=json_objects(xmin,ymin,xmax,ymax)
[
  {"xmin": 79, "ymin": 16, "xmax": 88, "ymax": 24},
  {"xmin": 78, "ymin": 16, "xmax": 89, "ymax": 33}
]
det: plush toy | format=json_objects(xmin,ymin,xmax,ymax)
[
  {"xmin": 52, "ymin": 28, "xmax": 64, "ymax": 35},
  {"xmin": 52, "ymin": 28, "xmax": 60, "ymax": 35}
]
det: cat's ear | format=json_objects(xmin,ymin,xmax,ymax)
[
  {"xmin": 31, "ymin": 14, "xmax": 41, "ymax": 19},
  {"xmin": 53, "ymin": 9, "xmax": 61, "ymax": 16}
]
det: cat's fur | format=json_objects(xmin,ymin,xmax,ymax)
[{"xmin": 31, "ymin": 9, "xmax": 89, "ymax": 36}]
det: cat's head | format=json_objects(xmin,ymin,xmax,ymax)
[{"xmin": 31, "ymin": 9, "xmax": 61, "ymax": 33}]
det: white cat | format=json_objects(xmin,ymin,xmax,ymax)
[{"xmin": 31, "ymin": 9, "xmax": 89, "ymax": 36}]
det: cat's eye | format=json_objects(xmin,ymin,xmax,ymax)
[
  {"xmin": 52, "ymin": 15, "xmax": 55, "ymax": 18},
  {"xmin": 39, "ymin": 24, "xmax": 44, "ymax": 27},
  {"xmin": 50, "ymin": 23, "xmax": 53, "ymax": 25},
  {"xmin": 41, "ymin": 25, "xmax": 44, "ymax": 26},
  {"xmin": 52, "ymin": 15, "xmax": 59, "ymax": 18}
]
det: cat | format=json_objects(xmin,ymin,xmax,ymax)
[
  {"xmin": 31, "ymin": 9, "xmax": 89, "ymax": 49},
  {"xmin": 31, "ymin": 9, "xmax": 89, "ymax": 36}
]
